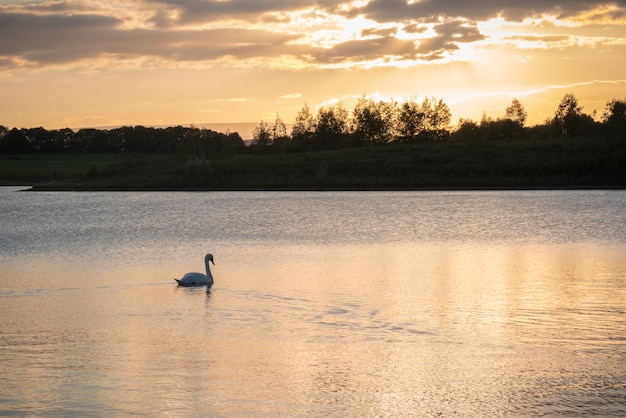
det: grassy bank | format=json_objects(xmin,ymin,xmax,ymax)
[
  {"xmin": 2, "ymin": 135, "xmax": 624, "ymax": 190},
  {"xmin": 0, "ymin": 154, "xmax": 121, "ymax": 185}
]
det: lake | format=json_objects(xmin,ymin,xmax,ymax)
[{"xmin": 1, "ymin": 188, "xmax": 625, "ymax": 416}]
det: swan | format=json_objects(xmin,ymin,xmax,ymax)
[{"xmin": 174, "ymin": 253, "xmax": 214, "ymax": 287}]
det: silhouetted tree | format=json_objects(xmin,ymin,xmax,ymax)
[
  {"xmin": 184, "ymin": 125, "xmax": 202, "ymax": 156},
  {"xmin": 270, "ymin": 114, "xmax": 291, "ymax": 153},
  {"xmin": 453, "ymin": 119, "xmax": 481, "ymax": 141},
  {"xmin": 291, "ymin": 102, "xmax": 316, "ymax": 147},
  {"xmin": 429, "ymin": 98, "xmax": 452, "ymax": 132},
  {"xmin": 272, "ymin": 115, "xmax": 288, "ymax": 140},
  {"xmin": 251, "ymin": 120, "xmax": 273, "ymax": 152},
  {"xmin": 251, "ymin": 115, "xmax": 290, "ymax": 153},
  {"xmin": 58, "ymin": 128, "xmax": 77, "ymax": 152},
  {"xmin": 505, "ymin": 98, "xmax": 528, "ymax": 127},
  {"xmin": 551, "ymin": 93, "xmax": 597, "ymax": 137},
  {"xmin": 23, "ymin": 127, "xmax": 51, "ymax": 152},
  {"xmin": 602, "ymin": 99, "xmax": 626, "ymax": 135},
  {"xmin": 152, "ymin": 128, "xmax": 174, "ymax": 155},
  {"xmin": 482, "ymin": 118, "xmax": 525, "ymax": 140},
  {"xmin": 315, "ymin": 103, "xmax": 350, "ymax": 149},
  {"xmin": 0, "ymin": 128, "xmax": 29, "ymax": 153},
  {"xmin": 165, "ymin": 125, "xmax": 187, "ymax": 155},
  {"xmin": 96, "ymin": 129, "xmax": 120, "ymax": 153},
  {"xmin": 396, "ymin": 98, "xmax": 423, "ymax": 142},
  {"xmin": 351, "ymin": 96, "xmax": 395, "ymax": 145},
  {"xmin": 221, "ymin": 132, "xmax": 246, "ymax": 155},
  {"xmin": 419, "ymin": 97, "xmax": 451, "ymax": 140}
]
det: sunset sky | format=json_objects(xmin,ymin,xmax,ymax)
[{"xmin": 1, "ymin": 0, "xmax": 625, "ymax": 135}]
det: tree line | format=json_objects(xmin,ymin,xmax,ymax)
[
  {"xmin": 0, "ymin": 124, "xmax": 246, "ymax": 156},
  {"xmin": 251, "ymin": 94, "xmax": 626, "ymax": 153},
  {"xmin": 1, "ymin": 93, "xmax": 624, "ymax": 156}
]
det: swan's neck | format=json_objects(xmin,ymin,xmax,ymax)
[{"xmin": 205, "ymin": 261, "xmax": 213, "ymax": 279}]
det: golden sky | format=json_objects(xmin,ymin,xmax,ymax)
[{"xmin": 1, "ymin": 0, "xmax": 625, "ymax": 132}]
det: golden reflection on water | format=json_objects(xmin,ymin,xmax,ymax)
[
  {"xmin": 206, "ymin": 241, "xmax": 625, "ymax": 415},
  {"xmin": 1, "ymin": 240, "xmax": 625, "ymax": 416}
]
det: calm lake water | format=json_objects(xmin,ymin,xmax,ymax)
[{"xmin": 1, "ymin": 188, "xmax": 625, "ymax": 416}]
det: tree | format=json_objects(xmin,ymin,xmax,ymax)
[
  {"xmin": 24, "ymin": 127, "xmax": 50, "ymax": 152},
  {"xmin": 351, "ymin": 96, "xmax": 395, "ymax": 145},
  {"xmin": 0, "ymin": 128, "xmax": 29, "ymax": 153},
  {"xmin": 602, "ymin": 99, "xmax": 626, "ymax": 135},
  {"xmin": 222, "ymin": 132, "xmax": 246, "ymax": 155},
  {"xmin": 429, "ymin": 98, "xmax": 452, "ymax": 132},
  {"xmin": 505, "ymin": 98, "xmax": 527, "ymax": 127},
  {"xmin": 271, "ymin": 114, "xmax": 288, "ymax": 142},
  {"xmin": 252, "ymin": 120, "xmax": 273, "ymax": 148},
  {"xmin": 315, "ymin": 103, "xmax": 350, "ymax": 149},
  {"xmin": 271, "ymin": 114, "xmax": 290, "ymax": 153},
  {"xmin": 291, "ymin": 102, "xmax": 316, "ymax": 144},
  {"xmin": 453, "ymin": 119, "xmax": 481, "ymax": 141},
  {"xmin": 396, "ymin": 98, "xmax": 423, "ymax": 141},
  {"xmin": 553, "ymin": 93, "xmax": 583, "ymax": 136},
  {"xmin": 419, "ymin": 97, "xmax": 451, "ymax": 140}
]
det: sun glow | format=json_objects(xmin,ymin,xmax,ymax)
[
  {"xmin": 287, "ymin": 11, "xmax": 379, "ymax": 49},
  {"xmin": 1, "ymin": 0, "xmax": 625, "ymax": 129}
]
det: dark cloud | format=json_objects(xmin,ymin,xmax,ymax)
[
  {"xmin": 585, "ymin": 6, "xmax": 626, "ymax": 22},
  {"xmin": 149, "ymin": 0, "xmax": 312, "ymax": 24},
  {"xmin": 309, "ymin": 21, "xmax": 484, "ymax": 64},
  {"xmin": 361, "ymin": 27, "xmax": 398, "ymax": 38},
  {"xmin": 0, "ymin": 12, "xmax": 121, "ymax": 63},
  {"xmin": 434, "ymin": 20, "xmax": 485, "ymax": 43},
  {"xmin": 416, "ymin": 38, "xmax": 457, "ymax": 61},
  {"xmin": 311, "ymin": 36, "xmax": 418, "ymax": 64},
  {"xmin": 414, "ymin": 20, "xmax": 485, "ymax": 61},
  {"xmin": 361, "ymin": 0, "xmax": 626, "ymax": 22},
  {"xmin": 403, "ymin": 23, "xmax": 428, "ymax": 34},
  {"xmin": 505, "ymin": 34, "xmax": 571, "ymax": 43},
  {"xmin": 1, "ymin": 0, "xmax": 623, "ymax": 70},
  {"xmin": 0, "ymin": 3, "xmax": 485, "ymax": 69},
  {"xmin": 0, "ymin": 11, "xmax": 304, "ymax": 67}
]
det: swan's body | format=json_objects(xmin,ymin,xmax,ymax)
[{"xmin": 175, "ymin": 253, "xmax": 214, "ymax": 287}]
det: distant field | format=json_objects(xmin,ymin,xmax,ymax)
[
  {"xmin": 0, "ymin": 154, "xmax": 121, "ymax": 185},
  {"xmin": 2, "ymin": 135, "xmax": 625, "ymax": 190}
]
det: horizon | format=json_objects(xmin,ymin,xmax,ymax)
[
  {"xmin": 2, "ymin": 91, "xmax": 623, "ymax": 141},
  {"xmin": 1, "ymin": 1, "xmax": 625, "ymax": 130}
]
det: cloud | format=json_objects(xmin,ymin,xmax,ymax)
[
  {"xmin": 360, "ymin": 0, "xmax": 626, "ymax": 23},
  {"xmin": 311, "ymin": 36, "xmax": 418, "ymax": 64},
  {"xmin": 148, "ymin": 0, "xmax": 314, "ymax": 24},
  {"xmin": 435, "ymin": 20, "xmax": 486, "ymax": 42},
  {"xmin": 303, "ymin": 18, "xmax": 486, "ymax": 65},
  {"xmin": 225, "ymin": 97, "xmax": 252, "ymax": 103},
  {"xmin": 361, "ymin": 27, "xmax": 398, "ymax": 38},
  {"xmin": 0, "ymin": 12, "xmax": 122, "ymax": 65},
  {"xmin": 0, "ymin": 4, "xmax": 486, "ymax": 69},
  {"xmin": 0, "ymin": 10, "xmax": 305, "ymax": 68},
  {"xmin": 1, "ymin": 0, "xmax": 624, "ymax": 72},
  {"xmin": 413, "ymin": 19, "xmax": 486, "ymax": 60},
  {"xmin": 505, "ymin": 35, "xmax": 571, "ymax": 43},
  {"xmin": 280, "ymin": 93, "xmax": 302, "ymax": 99}
]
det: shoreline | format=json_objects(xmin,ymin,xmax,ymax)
[{"xmin": 19, "ymin": 183, "xmax": 626, "ymax": 192}]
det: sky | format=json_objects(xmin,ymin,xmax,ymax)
[{"xmin": 1, "ymin": 0, "xmax": 626, "ymax": 134}]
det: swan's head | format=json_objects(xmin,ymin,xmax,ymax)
[{"xmin": 205, "ymin": 253, "xmax": 215, "ymax": 265}]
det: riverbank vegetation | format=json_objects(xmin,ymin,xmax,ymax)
[{"xmin": 1, "ymin": 94, "xmax": 624, "ymax": 190}]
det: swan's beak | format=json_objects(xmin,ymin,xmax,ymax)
[{"xmin": 211, "ymin": 259, "xmax": 215, "ymax": 265}]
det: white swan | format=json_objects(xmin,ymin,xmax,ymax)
[{"xmin": 174, "ymin": 253, "xmax": 214, "ymax": 287}]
